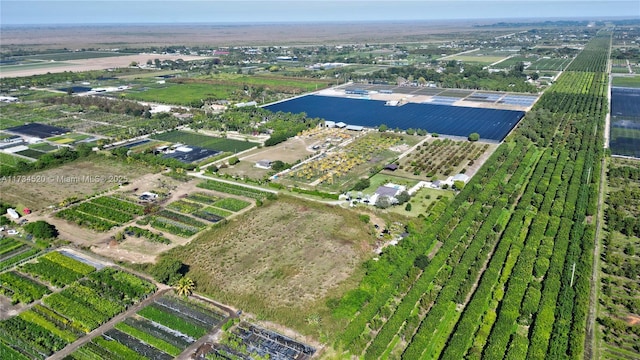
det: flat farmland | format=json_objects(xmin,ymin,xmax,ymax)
[
  {"xmin": 612, "ymin": 75, "xmax": 640, "ymax": 88},
  {"xmin": 163, "ymin": 195, "xmax": 373, "ymax": 334},
  {"xmin": 0, "ymin": 54, "xmax": 207, "ymax": 78},
  {"xmin": 193, "ymin": 74, "xmax": 331, "ymax": 92},
  {"xmin": 0, "ymin": 158, "xmax": 154, "ymax": 210},
  {"xmin": 124, "ymin": 82, "xmax": 237, "ymax": 106},
  {"xmin": 219, "ymin": 136, "xmax": 317, "ymax": 179}
]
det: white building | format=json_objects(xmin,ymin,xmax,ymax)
[{"xmin": 7, "ymin": 208, "xmax": 19, "ymax": 219}]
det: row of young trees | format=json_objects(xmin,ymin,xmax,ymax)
[{"xmin": 333, "ymin": 31, "xmax": 610, "ymax": 359}]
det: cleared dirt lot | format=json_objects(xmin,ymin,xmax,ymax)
[
  {"xmin": 162, "ymin": 195, "xmax": 375, "ymax": 333},
  {"xmin": 0, "ymin": 54, "xmax": 207, "ymax": 78},
  {"xmin": 0, "ymin": 158, "xmax": 155, "ymax": 211}
]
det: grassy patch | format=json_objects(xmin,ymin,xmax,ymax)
[{"xmin": 612, "ymin": 76, "xmax": 640, "ymax": 88}]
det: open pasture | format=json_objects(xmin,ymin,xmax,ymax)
[
  {"xmin": 264, "ymin": 95, "xmax": 525, "ymax": 141},
  {"xmin": 124, "ymin": 82, "xmax": 236, "ymax": 106}
]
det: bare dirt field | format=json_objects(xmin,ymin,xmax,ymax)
[
  {"xmin": 161, "ymin": 195, "xmax": 375, "ymax": 333},
  {"xmin": 0, "ymin": 54, "xmax": 207, "ymax": 78},
  {"xmin": 0, "ymin": 158, "xmax": 155, "ymax": 211},
  {"xmin": 218, "ymin": 136, "xmax": 317, "ymax": 178}
]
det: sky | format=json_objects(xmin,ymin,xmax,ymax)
[{"xmin": 1, "ymin": 0, "xmax": 639, "ymax": 25}]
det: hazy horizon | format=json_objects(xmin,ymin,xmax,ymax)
[{"xmin": 2, "ymin": 1, "xmax": 639, "ymax": 26}]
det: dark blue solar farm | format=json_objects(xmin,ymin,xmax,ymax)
[
  {"xmin": 610, "ymin": 87, "xmax": 640, "ymax": 158},
  {"xmin": 264, "ymin": 95, "xmax": 526, "ymax": 141}
]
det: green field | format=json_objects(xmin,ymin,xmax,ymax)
[
  {"xmin": 29, "ymin": 143, "xmax": 58, "ymax": 152},
  {"xmin": 0, "ymin": 152, "xmax": 26, "ymax": 168},
  {"xmin": 448, "ymin": 55, "xmax": 507, "ymax": 64},
  {"xmin": 528, "ymin": 57, "xmax": 573, "ymax": 71},
  {"xmin": 612, "ymin": 76, "xmax": 640, "ymax": 88},
  {"xmin": 15, "ymin": 149, "xmax": 47, "ymax": 159},
  {"xmin": 151, "ymin": 131, "xmax": 257, "ymax": 152},
  {"xmin": 124, "ymin": 83, "xmax": 237, "ymax": 106}
]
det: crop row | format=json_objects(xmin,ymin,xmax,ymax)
[
  {"xmin": 0, "ymin": 247, "xmax": 40, "ymax": 272},
  {"xmin": 0, "ymin": 267, "xmax": 156, "ymax": 359},
  {"xmin": 90, "ymin": 196, "xmax": 144, "ymax": 215},
  {"xmin": 151, "ymin": 217, "xmax": 199, "ymax": 237},
  {"xmin": 166, "ymin": 199, "xmax": 203, "ymax": 214},
  {"xmin": 157, "ymin": 209, "xmax": 206, "ymax": 228},
  {"xmin": 0, "ymin": 238, "xmax": 25, "ymax": 256},
  {"xmin": 0, "ymin": 271, "xmax": 51, "ymax": 304},
  {"xmin": 564, "ymin": 33, "xmax": 611, "ymax": 72},
  {"xmin": 20, "ymin": 251, "xmax": 95, "ymax": 287},
  {"xmin": 138, "ymin": 304, "xmax": 208, "ymax": 339},
  {"xmin": 212, "ymin": 198, "xmax": 251, "ymax": 212},
  {"xmin": 56, "ymin": 208, "xmax": 118, "ymax": 232},
  {"xmin": 197, "ymin": 179, "xmax": 274, "ymax": 200},
  {"xmin": 186, "ymin": 192, "xmax": 220, "ymax": 205},
  {"xmin": 338, "ymin": 140, "xmax": 529, "ymax": 353},
  {"xmin": 193, "ymin": 208, "xmax": 228, "ymax": 222},
  {"xmin": 74, "ymin": 202, "xmax": 134, "ymax": 224},
  {"xmin": 124, "ymin": 226, "xmax": 171, "ymax": 244},
  {"xmin": 391, "ymin": 146, "xmax": 540, "ymax": 359},
  {"xmin": 336, "ymin": 33, "xmax": 609, "ymax": 359}
]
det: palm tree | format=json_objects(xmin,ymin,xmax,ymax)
[{"xmin": 175, "ymin": 277, "xmax": 195, "ymax": 297}]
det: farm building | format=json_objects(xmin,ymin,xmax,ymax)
[
  {"xmin": 7, "ymin": 208, "xmax": 20, "ymax": 219},
  {"xmin": 335, "ymin": 122, "xmax": 347, "ymax": 128},
  {"xmin": 384, "ymin": 164, "xmax": 398, "ymax": 171},
  {"xmin": 139, "ymin": 192, "xmax": 158, "ymax": 201},
  {"xmin": 452, "ymin": 173, "xmax": 471, "ymax": 183},
  {"xmin": 0, "ymin": 96, "xmax": 19, "ymax": 103},
  {"xmin": 235, "ymin": 101, "xmax": 258, "ymax": 108},
  {"xmin": 324, "ymin": 121, "xmax": 336, "ymax": 128},
  {"xmin": 346, "ymin": 125, "xmax": 364, "ymax": 131},
  {"xmin": 256, "ymin": 160, "xmax": 273, "ymax": 169}
]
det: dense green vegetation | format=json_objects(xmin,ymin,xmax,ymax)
[
  {"xmin": 368, "ymin": 62, "xmax": 538, "ymax": 92},
  {"xmin": 598, "ymin": 158, "xmax": 640, "ymax": 358},
  {"xmin": 331, "ymin": 31, "xmax": 610, "ymax": 359}
]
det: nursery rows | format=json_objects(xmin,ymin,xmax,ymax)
[
  {"xmin": 56, "ymin": 196, "xmax": 144, "ymax": 231},
  {"xmin": 67, "ymin": 294, "xmax": 227, "ymax": 360},
  {"xmin": 0, "ymin": 258, "xmax": 156, "ymax": 359}
]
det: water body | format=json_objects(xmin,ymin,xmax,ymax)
[{"xmin": 264, "ymin": 95, "xmax": 525, "ymax": 141}]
